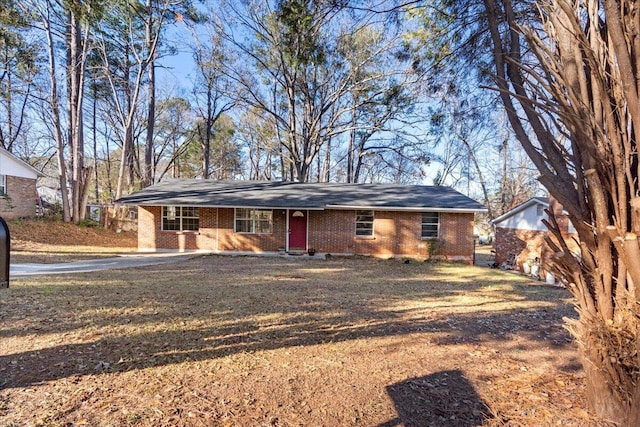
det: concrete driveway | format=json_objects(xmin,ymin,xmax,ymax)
[{"xmin": 10, "ymin": 252, "xmax": 199, "ymax": 277}]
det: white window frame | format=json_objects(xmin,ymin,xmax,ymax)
[
  {"xmin": 0, "ymin": 174, "xmax": 6, "ymax": 195},
  {"xmin": 355, "ymin": 210, "xmax": 374, "ymax": 237},
  {"xmin": 421, "ymin": 212, "xmax": 440, "ymax": 239},
  {"xmin": 162, "ymin": 206, "xmax": 199, "ymax": 231},
  {"xmin": 234, "ymin": 208, "xmax": 273, "ymax": 234}
]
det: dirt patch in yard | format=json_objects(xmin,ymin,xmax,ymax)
[
  {"xmin": 7, "ymin": 218, "xmax": 137, "ymax": 263},
  {"xmin": 0, "ymin": 255, "xmax": 608, "ymax": 426}
]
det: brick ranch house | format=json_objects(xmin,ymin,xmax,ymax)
[
  {"xmin": 118, "ymin": 180, "xmax": 487, "ymax": 262},
  {"xmin": 492, "ymin": 196, "xmax": 579, "ymax": 277},
  {"xmin": 0, "ymin": 147, "xmax": 43, "ymax": 219}
]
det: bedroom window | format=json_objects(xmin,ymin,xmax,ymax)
[
  {"xmin": 162, "ymin": 206, "xmax": 199, "ymax": 231},
  {"xmin": 355, "ymin": 210, "xmax": 374, "ymax": 237},
  {"xmin": 0, "ymin": 174, "xmax": 5, "ymax": 195},
  {"xmin": 235, "ymin": 208, "xmax": 273, "ymax": 234},
  {"xmin": 421, "ymin": 212, "xmax": 440, "ymax": 238}
]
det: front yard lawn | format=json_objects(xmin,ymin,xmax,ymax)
[{"xmin": 0, "ymin": 256, "xmax": 601, "ymax": 426}]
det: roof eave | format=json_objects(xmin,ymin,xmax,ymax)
[
  {"xmin": 122, "ymin": 201, "xmax": 486, "ymax": 213},
  {"xmin": 491, "ymin": 197, "xmax": 549, "ymax": 225},
  {"xmin": 127, "ymin": 201, "xmax": 325, "ymax": 210},
  {"xmin": 325, "ymin": 204, "xmax": 487, "ymax": 213}
]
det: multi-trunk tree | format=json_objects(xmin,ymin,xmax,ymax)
[
  {"xmin": 213, "ymin": 0, "xmax": 421, "ymax": 182},
  {"xmin": 489, "ymin": 1, "xmax": 640, "ymax": 422},
  {"xmin": 22, "ymin": 0, "xmax": 100, "ymax": 222},
  {"xmin": 190, "ymin": 30, "xmax": 235, "ymax": 179},
  {"xmin": 421, "ymin": 0, "xmax": 640, "ymax": 422},
  {"xmin": 414, "ymin": 0, "xmax": 640, "ymax": 422},
  {"xmin": 96, "ymin": 0, "xmax": 185, "ymax": 199}
]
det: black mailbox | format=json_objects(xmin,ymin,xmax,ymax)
[{"xmin": 0, "ymin": 216, "xmax": 9, "ymax": 288}]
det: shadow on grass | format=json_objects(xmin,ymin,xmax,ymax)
[
  {"xmin": 380, "ymin": 370, "xmax": 492, "ymax": 427},
  {"xmin": 1, "ymin": 256, "xmax": 579, "ymax": 390}
]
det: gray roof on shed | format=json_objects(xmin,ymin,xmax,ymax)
[{"xmin": 117, "ymin": 180, "xmax": 487, "ymax": 212}]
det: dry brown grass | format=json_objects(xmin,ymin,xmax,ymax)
[
  {"xmin": 0, "ymin": 254, "xmax": 607, "ymax": 426},
  {"xmin": 7, "ymin": 218, "xmax": 137, "ymax": 263}
]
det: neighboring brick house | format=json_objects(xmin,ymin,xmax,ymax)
[
  {"xmin": 492, "ymin": 197, "xmax": 579, "ymax": 275},
  {"xmin": 0, "ymin": 147, "xmax": 43, "ymax": 219},
  {"xmin": 118, "ymin": 180, "xmax": 487, "ymax": 263}
]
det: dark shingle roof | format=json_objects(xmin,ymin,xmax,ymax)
[{"xmin": 117, "ymin": 180, "xmax": 487, "ymax": 212}]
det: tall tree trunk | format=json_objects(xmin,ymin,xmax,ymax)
[
  {"xmin": 114, "ymin": 46, "xmax": 135, "ymax": 200},
  {"xmin": 144, "ymin": 0, "xmax": 155, "ymax": 187},
  {"xmin": 92, "ymin": 83, "xmax": 99, "ymax": 202},
  {"xmin": 323, "ymin": 136, "xmax": 331, "ymax": 182},
  {"xmin": 144, "ymin": 60, "xmax": 155, "ymax": 186},
  {"xmin": 481, "ymin": 0, "xmax": 640, "ymax": 422},
  {"xmin": 105, "ymin": 127, "xmax": 113, "ymax": 200},
  {"xmin": 43, "ymin": 0, "xmax": 70, "ymax": 221},
  {"xmin": 203, "ymin": 84, "xmax": 213, "ymax": 179},
  {"xmin": 460, "ymin": 136, "xmax": 493, "ymax": 219},
  {"xmin": 5, "ymin": 57, "xmax": 12, "ymax": 151},
  {"xmin": 66, "ymin": 11, "xmax": 78, "ymax": 222},
  {"xmin": 67, "ymin": 6, "xmax": 90, "ymax": 222}
]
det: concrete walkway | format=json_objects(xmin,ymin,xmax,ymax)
[{"xmin": 10, "ymin": 252, "xmax": 199, "ymax": 277}]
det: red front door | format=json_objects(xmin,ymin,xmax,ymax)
[{"xmin": 288, "ymin": 210, "xmax": 307, "ymax": 251}]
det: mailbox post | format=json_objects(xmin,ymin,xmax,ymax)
[{"xmin": 0, "ymin": 216, "xmax": 9, "ymax": 288}]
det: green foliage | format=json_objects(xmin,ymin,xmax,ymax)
[
  {"xmin": 77, "ymin": 218, "xmax": 100, "ymax": 228},
  {"xmin": 275, "ymin": 0, "xmax": 325, "ymax": 66},
  {"xmin": 426, "ymin": 238, "xmax": 445, "ymax": 259},
  {"xmin": 181, "ymin": 113, "xmax": 242, "ymax": 179}
]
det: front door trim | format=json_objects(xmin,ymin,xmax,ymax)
[{"xmin": 287, "ymin": 209, "xmax": 308, "ymax": 252}]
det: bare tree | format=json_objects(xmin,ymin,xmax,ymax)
[
  {"xmin": 0, "ymin": 1, "xmax": 37, "ymax": 153},
  {"xmin": 190, "ymin": 30, "xmax": 235, "ymax": 179},
  {"xmin": 213, "ymin": 0, "xmax": 420, "ymax": 182},
  {"xmin": 479, "ymin": 0, "xmax": 640, "ymax": 422},
  {"xmin": 237, "ymin": 107, "xmax": 281, "ymax": 180},
  {"xmin": 23, "ymin": 0, "xmax": 95, "ymax": 222}
]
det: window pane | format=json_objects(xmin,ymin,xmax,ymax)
[
  {"xmin": 422, "ymin": 212, "xmax": 438, "ymax": 222},
  {"xmin": 236, "ymin": 208, "xmax": 249, "ymax": 219},
  {"xmin": 255, "ymin": 220, "xmax": 272, "ymax": 234},
  {"xmin": 182, "ymin": 207, "xmax": 198, "ymax": 218},
  {"xmin": 163, "ymin": 218, "xmax": 180, "ymax": 231},
  {"xmin": 421, "ymin": 212, "xmax": 439, "ymax": 238},
  {"xmin": 422, "ymin": 225, "xmax": 438, "ymax": 237},
  {"xmin": 235, "ymin": 219, "xmax": 252, "ymax": 233},
  {"xmin": 235, "ymin": 209, "xmax": 272, "ymax": 234},
  {"xmin": 164, "ymin": 206, "xmax": 177, "ymax": 220},
  {"xmin": 356, "ymin": 210, "xmax": 374, "ymax": 222},
  {"xmin": 257, "ymin": 210, "xmax": 272, "ymax": 220},
  {"xmin": 163, "ymin": 206, "xmax": 199, "ymax": 231},
  {"xmin": 355, "ymin": 210, "xmax": 374, "ymax": 236},
  {"xmin": 182, "ymin": 218, "xmax": 199, "ymax": 231},
  {"xmin": 356, "ymin": 223, "xmax": 373, "ymax": 236}
]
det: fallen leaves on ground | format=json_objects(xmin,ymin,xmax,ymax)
[{"xmin": 0, "ymin": 254, "xmax": 610, "ymax": 426}]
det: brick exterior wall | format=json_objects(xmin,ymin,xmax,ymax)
[
  {"xmin": 308, "ymin": 210, "xmax": 473, "ymax": 261},
  {"xmin": 494, "ymin": 227, "xmax": 545, "ymax": 266},
  {"xmin": 137, "ymin": 206, "xmax": 475, "ymax": 262},
  {"xmin": 0, "ymin": 175, "xmax": 38, "ymax": 219},
  {"xmin": 494, "ymin": 197, "xmax": 580, "ymax": 275}
]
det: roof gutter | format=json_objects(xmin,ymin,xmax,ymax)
[
  {"xmin": 325, "ymin": 205, "xmax": 488, "ymax": 213},
  {"xmin": 129, "ymin": 202, "xmax": 325, "ymax": 211},
  {"xmin": 125, "ymin": 201, "xmax": 486, "ymax": 213}
]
